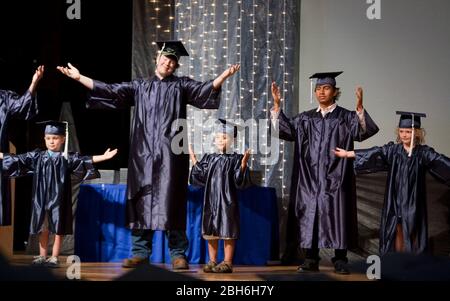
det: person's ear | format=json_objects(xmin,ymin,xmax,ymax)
[{"xmin": 333, "ymin": 87, "xmax": 338, "ymax": 97}]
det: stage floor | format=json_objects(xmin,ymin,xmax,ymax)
[{"xmin": 9, "ymin": 255, "xmax": 370, "ymax": 281}]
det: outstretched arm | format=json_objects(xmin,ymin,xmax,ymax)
[
  {"xmin": 213, "ymin": 64, "xmax": 240, "ymax": 90},
  {"xmin": 28, "ymin": 65, "xmax": 44, "ymax": 95},
  {"xmin": 241, "ymin": 149, "xmax": 251, "ymax": 172},
  {"xmin": 333, "ymin": 147, "xmax": 356, "ymax": 158},
  {"xmin": 57, "ymin": 63, "xmax": 94, "ymax": 90},
  {"xmin": 0, "ymin": 152, "xmax": 3, "ymax": 160},
  {"xmin": 92, "ymin": 148, "xmax": 118, "ymax": 163}
]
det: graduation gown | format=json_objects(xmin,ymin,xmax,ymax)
[
  {"xmin": 0, "ymin": 89, "xmax": 38, "ymax": 225},
  {"xmin": 277, "ymin": 106, "xmax": 379, "ymax": 249},
  {"xmin": 189, "ymin": 153, "xmax": 250, "ymax": 239},
  {"xmin": 87, "ymin": 75, "xmax": 221, "ymax": 230},
  {"xmin": 354, "ymin": 142, "xmax": 450, "ymax": 255},
  {"xmin": 2, "ymin": 150, "xmax": 100, "ymax": 235}
]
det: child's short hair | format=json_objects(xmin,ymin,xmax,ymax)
[{"xmin": 396, "ymin": 127, "xmax": 426, "ymax": 145}]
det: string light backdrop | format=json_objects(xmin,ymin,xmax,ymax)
[{"xmin": 132, "ymin": 0, "xmax": 299, "ymax": 209}]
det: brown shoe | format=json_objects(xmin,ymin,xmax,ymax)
[
  {"xmin": 202, "ymin": 261, "xmax": 217, "ymax": 273},
  {"xmin": 122, "ymin": 256, "xmax": 149, "ymax": 268},
  {"xmin": 212, "ymin": 261, "xmax": 233, "ymax": 273},
  {"xmin": 172, "ymin": 257, "xmax": 189, "ymax": 270}
]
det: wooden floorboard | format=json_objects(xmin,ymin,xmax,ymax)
[{"xmin": 9, "ymin": 255, "xmax": 370, "ymax": 281}]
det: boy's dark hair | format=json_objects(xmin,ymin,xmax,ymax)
[{"xmin": 333, "ymin": 87, "xmax": 341, "ymax": 102}]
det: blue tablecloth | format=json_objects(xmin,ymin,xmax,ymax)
[{"xmin": 75, "ymin": 184, "xmax": 279, "ymax": 265}]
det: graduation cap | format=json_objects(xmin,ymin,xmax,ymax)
[
  {"xmin": 215, "ymin": 119, "xmax": 244, "ymax": 138},
  {"xmin": 309, "ymin": 71, "xmax": 343, "ymax": 103},
  {"xmin": 395, "ymin": 111, "xmax": 427, "ymax": 157},
  {"xmin": 37, "ymin": 120, "xmax": 69, "ymax": 159},
  {"xmin": 396, "ymin": 111, "xmax": 426, "ymax": 129},
  {"xmin": 156, "ymin": 41, "xmax": 189, "ymax": 62}
]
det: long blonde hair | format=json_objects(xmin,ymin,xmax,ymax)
[{"xmin": 395, "ymin": 127, "xmax": 426, "ymax": 146}]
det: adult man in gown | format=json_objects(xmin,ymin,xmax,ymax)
[
  {"xmin": 58, "ymin": 42, "xmax": 240, "ymax": 269},
  {"xmin": 271, "ymin": 72, "xmax": 379, "ymax": 274}
]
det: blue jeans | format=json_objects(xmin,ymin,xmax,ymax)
[{"xmin": 131, "ymin": 229, "xmax": 189, "ymax": 261}]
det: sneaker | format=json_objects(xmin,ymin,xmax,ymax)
[
  {"xmin": 297, "ymin": 259, "xmax": 319, "ymax": 273},
  {"xmin": 45, "ymin": 256, "xmax": 60, "ymax": 268},
  {"xmin": 32, "ymin": 255, "xmax": 47, "ymax": 265},
  {"xmin": 172, "ymin": 257, "xmax": 189, "ymax": 270},
  {"xmin": 334, "ymin": 259, "xmax": 350, "ymax": 275},
  {"xmin": 212, "ymin": 261, "xmax": 233, "ymax": 273},
  {"xmin": 202, "ymin": 261, "xmax": 217, "ymax": 273},
  {"xmin": 122, "ymin": 256, "xmax": 149, "ymax": 268}
]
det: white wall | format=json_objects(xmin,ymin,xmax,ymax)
[{"xmin": 299, "ymin": 0, "xmax": 450, "ymax": 155}]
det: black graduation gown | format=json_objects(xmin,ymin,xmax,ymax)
[
  {"xmin": 2, "ymin": 150, "xmax": 100, "ymax": 235},
  {"xmin": 354, "ymin": 142, "xmax": 450, "ymax": 255},
  {"xmin": 87, "ymin": 75, "xmax": 221, "ymax": 230},
  {"xmin": 277, "ymin": 106, "xmax": 379, "ymax": 249},
  {"xmin": 0, "ymin": 89, "xmax": 38, "ymax": 226},
  {"xmin": 189, "ymin": 153, "xmax": 250, "ymax": 239}
]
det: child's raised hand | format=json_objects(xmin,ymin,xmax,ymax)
[
  {"xmin": 32, "ymin": 65, "xmax": 44, "ymax": 84},
  {"xmin": 241, "ymin": 149, "xmax": 251, "ymax": 170},
  {"xmin": 271, "ymin": 82, "xmax": 281, "ymax": 111},
  {"xmin": 103, "ymin": 148, "xmax": 118, "ymax": 160},
  {"xmin": 188, "ymin": 144, "xmax": 197, "ymax": 165}
]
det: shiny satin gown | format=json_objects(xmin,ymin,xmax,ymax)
[
  {"xmin": 2, "ymin": 150, "xmax": 99, "ymax": 234},
  {"xmin": 354, "ymin": 142, "xmax": 450, "ymax": 255},
  {"xmin": 0, "ymin": 89, "xmax": 38, "ymax": 225},
  {"xmin": 190, "ymin": 153, "xmax": 250, "ymax": 239},
  {"xmin": 86, "ymin": 75, "xmax": 221, "ymax": 230}
]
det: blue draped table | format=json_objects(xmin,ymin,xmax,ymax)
[{"xmin": 75, "ymin": 184, "xmax": 279, "ymax": 265}]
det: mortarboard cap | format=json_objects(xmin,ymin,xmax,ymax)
[
  {"xmin": 37, "ymin": 120, "xmax": 69, "ymax": 159},
  {"xmin": 396, "ymin": 111, "xmax": 426, "ymax": 129},
  {"xmin": 309, "ymin": 71, "xmax": 343, "ymax": 87},
  {"xmin": 156, "ymin": 41, "xmax": 189, "ymax": 62},
  {"xmin": 37, "ymin": 120, "xmax": 67, "ymax": 136},
  {"xmin": 215, "ymin": 119, "xmax": 244, "ymax": 138}
]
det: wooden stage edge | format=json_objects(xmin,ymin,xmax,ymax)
[{"xmin": 9, "ymin": 255, "xmax": 370, "ymax": 281}]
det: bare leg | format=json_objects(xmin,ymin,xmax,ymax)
[
  {"xmin": 224, "ymin": 240, "xmax": 236, "ymax": 265},
  {"xmin": 208, "ymin": 240, "xmax": 219, "ymax": 263},
  {"xmin": 52, "ymin": 234, "xmax": 63, "ymax": 257},
  {"xmin": 39, "ymin": 230, "xmax": 49, "ymax": 257},
  {"xmin": 395, "ymin": 223, "xmax": 405, "ymax": 252}
]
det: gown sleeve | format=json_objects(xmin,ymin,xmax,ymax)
[
  {"xmin": 353, "ymin": 142, "xmax": 395, "ymax": 174},
  {"xmin": 189, "ymin": 154, "xmax": 211, "ymax": 187},
  {"xmin": 422, "ymin": 147, "xmax": 450, "ymax": 186},
  {"xmin": 68, "ymin": 153, "xmax": 101, "ymax": 182},
  {"xmin": 86, "ymin": 80, "xmax": 136, "ymax": 110},
  {"xmin": 274, "ymin": 110, "xmax": 303, "ymax": 142},
  {"xmin": 2, "ymin": 150, "xmax": 40, "ymax": 177},
  {"xmin": 182, "ymin": 77, "xmax": 221, "ymax": 109},
  {"xmin": 4, "ymin": 90, "xmax": 39, "ymax": 120},
  {"xmin": 347, "ymin": 109, "xmax": 379, "ymax": 142},
  {"xmin": 233, "ymin": 154, "xmax": 251, "ymax": 189}
]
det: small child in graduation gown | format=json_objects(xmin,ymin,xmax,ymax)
[
  {"xmin": 0, "ymin": 121, "xmax": 118, "ymax": 267},
  {"xmin": 189, "ymin": 119, "xmax": 251, "ymax": 273},
  {"xmin": 334, "ymin": 111, "xmax": 450, "ymax": 256}
]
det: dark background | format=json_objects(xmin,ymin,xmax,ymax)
[{"xmin": 0, "ymin": 0, "xmax": 133, "ymax": 250}]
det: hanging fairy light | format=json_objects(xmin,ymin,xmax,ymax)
[{"xmin": 281, "ymin": 0, "xmax": 287, "ymax": 198}]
